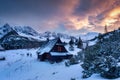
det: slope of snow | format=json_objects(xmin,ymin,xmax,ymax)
[
  {"xmin": 17, "ymin": 32, "xmax": 41, "ymax": 41},
  {"xmin": 80, "ymin": 32, "xmax": 98, "ymax": 41},
  {"xmin": 14, "ymin": 26, "xmax": 41, "ymax": 40},
  {"xmin": 65, "ymin": 44, "xmax": 82, "ymax": 55},
  {"xmin": 14, "ymin": 26, "xmax": 39, "ymax": 36},
  {"xmin": 88, "ymin": 39, "xmax": 98, "ymax": 46},
  {"xmin": 0, "ymin": 49, "xmax": 82, "ymax": 80},
  {"xmin": 61, "ymin": 38, "xmax": 70, "ymax": 43},
  {"xmin": 0, "ymin": 49, "xmax": 120, "ymax": 80}
]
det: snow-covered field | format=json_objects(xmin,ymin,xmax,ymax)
[{"xmin": 0, "ymin": 49, "xmax": 120, "ymax": 80}]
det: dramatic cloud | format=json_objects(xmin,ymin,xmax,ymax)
[
  {"xmin": 71, "ymin": 0, "xmax": 120, "ymax": 33},
  {"xmin": 0, "ymin": 0, "xmax": 120, "ymax": 35}
]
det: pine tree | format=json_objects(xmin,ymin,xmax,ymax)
[
  {"xmin": 69, "ymin": 38, "xmax": 74, "ymax": 51},
  {"xmin": 69, "ymin": 38, "xmax": 74, "ymax": 46},
  {"xmin": 77, "ymin": 37, "xmax": 83, "ymax": 49},
  {"xmin": 46, "ymin": 37, "xmax": 49, "ymax": 42},
  {"xmin": 105, "ymin": 25, "xmax": 108, "ymax": 33},
  {"xmin": 75, "ymin": 39, "xmax": 78, "ymax": 45}
]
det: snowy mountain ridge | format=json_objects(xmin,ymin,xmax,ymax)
[
  {"xmin": 0, "ymin": 23, "xmax": 99, "ymax": 43},
  {"xmin": 0, "ymin": 24, "xmax": 73, "ymax": 40},
  {"xmin": 79, "ymin": 32, "xmax": 99, "ymax": 41},
  {"xmin": 0, "ymin": 24, "xmax": 14, "ymax": 39},
  {"xmin": 14, "ymin": 26, "xmax": 39, "ymax": 36}
]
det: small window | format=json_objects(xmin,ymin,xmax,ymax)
[{"xmin": 58, "ymin": 46, "xmax": 62, "ymax": 52}]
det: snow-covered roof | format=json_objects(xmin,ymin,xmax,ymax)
[
  {"xmin": 37, "ymin": 39, "xmax": 58, "ymax": 54},
  {"xmin": 50, "ymin": 52, "xmax": 69, "ymax": 56}
]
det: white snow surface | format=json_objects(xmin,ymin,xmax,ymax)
[
  {"xmin": 50, "ymin": 52, "xmax": 69, "ymax": 56},
  {"xmin": 0, "ymin": 49, "xmax": 120, "ymax": 80},
  {"xmin": 18, "ymin": 32, "xmax": 41, "ymax": 41},
  {"xmin": 88, "ymin": 39, "xmax": 98, "ymax": 46}
]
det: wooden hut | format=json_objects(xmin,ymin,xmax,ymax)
[{"xmin": 37, "ymin": 38, "xmax": 72, "ymax": 62}]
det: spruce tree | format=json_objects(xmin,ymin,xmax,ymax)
[
  {"xmin": 69, "ymin": 38, "xmax": 74, "ymax": 46},
  {"xmin": 77, "ymin": 37, "xmax": 83, "ymax": 49},
  {"xmin": 69, "ymin": 38, "xmax": 74, "ymax": 51}
]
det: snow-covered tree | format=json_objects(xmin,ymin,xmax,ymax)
[
  {"xmin": 77, "ymin": 37, "xmax": 83, "ymax": 49},
  {"xmin": 69, "ymin": 38, "xmax": 74, "ymax": 51},
  {"xmin": 81, "ymin": 37, "xmax": 120, "ymax": 79},
  {"xmin": 69, "ymin": 38, "xmax": 74, "ymax": 46}
]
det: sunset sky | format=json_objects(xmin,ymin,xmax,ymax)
[{"xmin": 0, "ymin": 0, "xmax": 120, "ymax": 35}]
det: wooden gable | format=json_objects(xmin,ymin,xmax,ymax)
[
  {"xmin": 51, "ymin": 45, "xmax": 67, "ymax": 52},
  {"xmin": 50, "ymin": 38, "xmax": 67, "ymax": 52}
]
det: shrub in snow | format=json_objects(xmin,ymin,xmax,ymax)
[
  {"xmin": 69, "ymin": 45, "xmax": 74, "ymax": 51},
  {"xmin": 65, "ymin": 61, "xmax": 70, "ymax": 67},
  {"xmin": 81, "ymin": 59, "xmax": 94, "ymax": 78},
  {"xmin": 101, "ymin": 66, "xmax": 120, "ymax": 79},
  {"xmin": 69, "ymin": 57, "xmax": 79, "ymax": 65},
  {"xmin": 52, "ymin": 72, "xmax": 58, "ymax": 75},
  {"xmin": 0, "ymin": 56, "xmax": 5, "ymax": 61},
  {"xmin": 82, "ymin": 70, "xmax": 93, "ymax": 78},
  {"xmin": 65, "ymin": 56, "xmax": 79, "ymax": 67},
  {"xmin": 70, "ymin": 78, "xmax": 76, "ymax": 80},
  {"xmin": 77, "ymin": 51, "xmax": 84, "ymax": 62},
  {"xmin": 49, "ymin": 60, "xmax": 55, "ymax": 64}
]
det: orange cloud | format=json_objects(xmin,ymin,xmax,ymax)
[
  {"xmin": 65, "ymin": 16, "xmax": 89, "ymax": 30},
  {"xmin": 101, "ymin": 6, "xmax": 120, "ymax": 32},
  {"xmin": 109, "ymin": 7, "xmax": 120, "ymax": 17},
  {"xmin": 46, "ymin": 0, "xmax": 120, "ymax": 34},
  {"xmin": 62, "ymin": 0, "xmax": 115, "ymax": 33}
]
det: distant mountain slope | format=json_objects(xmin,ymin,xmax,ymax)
[
  {"xmin": 1, "ymin": 35, "xmax": 43, "ymax": 50},
  {"xmin": 14, "ymin": 26, "xmax": 39, "ymax": 36},
  {"xmin": 40, "ymin": 31, "xmax": 74, "ymax": 39},
  {"xmin": 80, "ymin": 32, "xmax": 99, "ymax": 41},
  {"xmin": 0, "ymin": 23, "xmax": 100, "ymax": 49},
  {"xmin": 14, "ymin": 26, "xmax": 41, "ymax": 40},
  {"xmin": 0, "ymin": 23, "xmax": 73, "ymax": 42},
  {"xmin": 0, "ymin": 24, "xmax": 43, "ymax": 50}
]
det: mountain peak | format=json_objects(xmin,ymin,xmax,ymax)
[
  {"xmin": 3, "ymin": 23, "xmax": 10, "ymax": 27},
  {"xmin": 0, "ymin": 23, "xmax": 14, "ymax": 39}
]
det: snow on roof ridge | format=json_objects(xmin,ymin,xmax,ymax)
[
  {"xmin": 50, "ymin": 52, "xmax": 68, "ymax": 56},
  {"xmin": 37, "ymin": 38, "xmax": 58, "ymax": 54}
]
